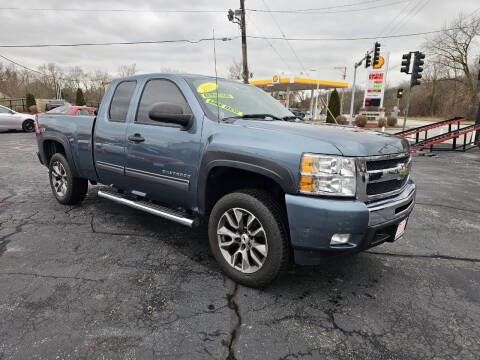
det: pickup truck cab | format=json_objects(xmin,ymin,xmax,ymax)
[{"xmin": 36, "ymin": 73, "xmax": 415, "ymax": 287}]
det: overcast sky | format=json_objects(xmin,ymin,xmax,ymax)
[{"xmin": 0, "ymin": 0, "xmax": 478, "ymax": 88}]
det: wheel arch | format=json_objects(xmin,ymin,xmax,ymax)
[
  {"xmin": 197, "ymin": 151, "xmax": 297, "ymax": 215},
  {"xmin": 40, "ymin": 133, "xmax": 79, "ymax": 176}
]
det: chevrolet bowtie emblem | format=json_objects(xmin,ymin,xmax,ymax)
[{"xmin": 399, "ymin": 165, "xmax": 408, "ymax": 177}]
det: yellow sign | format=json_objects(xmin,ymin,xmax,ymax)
[
  {"xmin": 272, "ymin": 75, "xmax": 279, "ymax": 84},
  {"xmin": 373, "ymin": 56, "xmax": 385, "ymax": 69},
  {"xmin": 197, "ymin": 82, "xmax": 217, "ymax": 93},
  {"xmin": 205, "ymin": 99, "xmax": 243, "ymax": 116}
]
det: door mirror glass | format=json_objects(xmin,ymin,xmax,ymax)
[{"xmin": 148, "ymin": 102, "xmax": 193, "ymax": 130}]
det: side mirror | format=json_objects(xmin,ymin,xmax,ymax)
[
  {"xmin": 148, "ymin": 102, "xmax": 193, "ymax": 130},
  {"xmin": 93, "ymin": 109, "xmax": 98, "ymax": 116}
]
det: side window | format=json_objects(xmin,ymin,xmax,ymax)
[
  {"xmin": 0, "ymin": 106, "xmax": 11, "ymax": 114},
  {"xmin": 76, "ymin": 109, "xmax": 90, "ymax": 116},
  {"xmin": 109, "ymin": 81, "xmax": 136, "ymax": 122},
  {"xmin": 136, "ymin": 79, "xmax": 191, "ymax": 125}
]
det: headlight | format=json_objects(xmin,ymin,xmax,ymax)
[{"xmin": 299, "ymin": 154, "xmax": 356, "ymax": 196}]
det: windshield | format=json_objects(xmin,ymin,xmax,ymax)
[
  {"xmin": 186, "ymin": 77, "xmax": 294, "ymax": 120},
  {"xmin": 47, "ymin": 105, "xmax": 72, "ymax": 114}
]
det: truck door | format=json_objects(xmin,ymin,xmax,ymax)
[
  {"xmin": 124, "ymin": 78, "xmax": 202, "ymax": 210},
  {"xmin": 93, "ymin": 80, "xmax": 137, "ymax": 189}
]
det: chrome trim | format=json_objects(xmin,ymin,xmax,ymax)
[
  {"xmin": 96, "ymin": 161, "xmax": 124, "ymax": 175},
  {"xmin": 362, "ymin": 153, "xmax": 412, "ymax": 201},
  {"xmin": 367, "ymin": 182, "xmax": 416, "ymax": 227},
  {"xmin": 125, "ymin": 167, "xmax": 189, "ymax": 191},
  {"xmin": 98, "ymin": 190, "xmax": 195, "ymax": 227},
  {"xmin": 359, "ymin": 153, "xmax": 410, "ymax": 161},
  {"xmin": 366, "ymin": 176, "xmax": 410, "ymax": 201}
]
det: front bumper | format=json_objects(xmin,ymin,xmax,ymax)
[{"xmin": 285, "ymin": 180, "xmax": 416, "ymax": 265}]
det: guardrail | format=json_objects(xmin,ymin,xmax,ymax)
[{"xmin": 395, "ymin": 117, "xmax": 478, "ymax": 153}]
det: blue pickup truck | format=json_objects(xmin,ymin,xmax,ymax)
[{"xmin": 36, "ymin": 73, "xmax": 415, "ymax": 287}]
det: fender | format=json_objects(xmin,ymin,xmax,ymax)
[
  {"xmin": 197, "ymin": 151, "xmax": 297, "ymax": 214},
  {"xmin": 39, "ymin": 132, "xmax": 79, "ymax": 177}
]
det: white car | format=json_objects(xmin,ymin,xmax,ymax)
[{"xmin": 0, "ymin": 105, "xmax": 36, "ymax": 132}]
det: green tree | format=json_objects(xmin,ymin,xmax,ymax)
[
  {"xmin": 75, "ymin": 88, "xmax": 86, "ymax": 106},
  {"xmin": 326, "ymin": 89, "xmax": 340, "ymax": 123},
  {"xmin": 25, "ymin": 93, "xmax": 36, "ymax": 108}
]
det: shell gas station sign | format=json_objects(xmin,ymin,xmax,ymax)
[{"xmin": 364, "ymin": 55, "xmax": 388, "ymax": 107}]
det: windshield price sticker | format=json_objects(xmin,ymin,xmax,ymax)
[
  {"xmin": 205, "ymin": 99, "xmax": 243, "ymax": 116},
  {"xmin": 197, "ymin": 82, "xmax": 218, "ymax": 93},
  {"xmin": 201, "ymin": 93, "xmax": 234, "ymax": 99}
]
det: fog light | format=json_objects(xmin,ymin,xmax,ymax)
[{"xmin": 331, "ymin": 233, "xmax": 351, "ymax": 245}]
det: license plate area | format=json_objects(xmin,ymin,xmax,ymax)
[{"xmin": 395, "ymin": 218, "xmax": 408, "ymax": 240}]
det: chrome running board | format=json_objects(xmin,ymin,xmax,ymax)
[{"xmin": 97, "ymin": 189, "xmax": 198, "ymax": 228}]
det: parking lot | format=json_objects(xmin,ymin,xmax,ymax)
[{"xmin": 0, "ymin": 132, "xmax": 479, "ymax": 359}]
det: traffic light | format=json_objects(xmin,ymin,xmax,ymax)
[
  {"xmin": 400, "ymin": 53, "xmax": 411, "ymax": 74},
  {"xmin": 365, "ymin": 54, "xmax": 371, "ymax": 68},
  {"xmin": 397, "ymin": 89, "xmax": 404, "ymax": 99},
  {"xmin": 373, "ymin": 42, "xmax": 381, "ymax": 66},
  {"xmin": 411, "ymin": 51, "xmax": 425, "ymax": 87}
]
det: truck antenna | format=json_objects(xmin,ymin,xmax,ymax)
[{"xmin": 213, "ymin": 28, "xmax": 220, "ymax": 122}]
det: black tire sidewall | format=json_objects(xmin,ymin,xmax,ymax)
[
  {"xmin": 49, "ymin": 153, "xmax": 75, "ymax": 204},
  {"xmin": 208, "ymin": 191, "xmax": 287, "ymax": 287},
  {"xmin": 22, "ymin": 120, "xmax": 34, "ymax": 132}
]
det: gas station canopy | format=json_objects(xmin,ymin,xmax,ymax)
[{"xmin": 249, "ymin": 76, "xmax": 348, "ymax": 91}]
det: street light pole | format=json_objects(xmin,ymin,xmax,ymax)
[
  {"xmin": 348, "ymin": 62, "xmax": 360, "ymax": 125},
  {"xmin": 348, "ymin": 51, "xmax": 371, "ymax": 125}
]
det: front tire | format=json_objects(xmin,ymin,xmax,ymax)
[
  {"xmin": 49, "ymin": 153, "xmax": 88, "ymax": 205},
  {"xmin": 22, "ymin": 119, "xmax": 35, "ymax": 132},
  {"xmin": 208, "ymin": 190, "xmax": 290, "ymax": 288}
]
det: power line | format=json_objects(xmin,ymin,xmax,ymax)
[
  {"xmin": 261, "ymin": 0, "xmax": 308, "ymax": 75},
  {"xmin": 0, "ymin": 7, "xmax": 226, "ymax": 13},
  {"xmin": 246, "ymin": 26, "xmax": 477, "ymax": 41},
  {"xmin": 387, "ymin": 0, "xmax": 431, "ymax": 35},
  {"xmin": 0, "ymin": 53, "xmax": 108, "ymax": 82},
  {"xmin": 0, "ymin": 36, "xmax": 238, "ymax": 48},
  {"xmin": 249, "ymin": 0, "xmax": 404, "ymax": 14},
  {"xmin": 246, "ymin": 12, "xmax": 294, "ymax": 74},
  {"xmin": 379, "ymin": 0, "xmax": 412, "ymax": 35},
  {"xmin": 0, "ymin": 24, "xmax": 477, "ymax": 50},
  {"xmin": 0, "ymin": 1, "xmax": 402, "ymax": 15}
]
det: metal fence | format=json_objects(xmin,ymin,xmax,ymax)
[{"xmin": 0, "ymin": 98, "xmax": 27, "ymax": 112}]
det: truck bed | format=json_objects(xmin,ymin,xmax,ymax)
[{"xmin": 37, "ymin": 114, "xmax": 97, "ymax": 180}]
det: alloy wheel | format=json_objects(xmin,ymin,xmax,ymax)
[
  {"xmin": 51, "ymin": 161, "xmax": 68, "ymax": 197},
  {"xmin": 217, "ymin": 207, "xmax": 268, "ymax": 274}
]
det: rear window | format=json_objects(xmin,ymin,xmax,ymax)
[
  {"xmin": 109, "ymin": 81, "xmax": 137, "ymax": 122},
  {"xmin": 76, "ymin": 109, "xmax": 91, "ymax": 116},
  {"xmin": 47, "ymin": 105, "xmax": 72, "ymax": 114}
]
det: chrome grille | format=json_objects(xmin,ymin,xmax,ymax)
[{"xmin": 361, "ymin": 154, "xmax": 411, "ymax": 201}]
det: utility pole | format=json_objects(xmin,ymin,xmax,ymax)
[
  {"xmin": 228, "ymin": 1, "xmax": 249, "ymax": 84},
  {"xmin": 334, "ymin": 66, "xmax": 347, "ymax": 114},
  {"xmin": 240, "ymin": 0, "xmax": 249, "ymax": 84}
]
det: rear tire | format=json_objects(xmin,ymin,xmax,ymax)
[
  {"xmin": 208, "ymin": 189, "xmax": 290, "ymax": 288},
  {"xmin": 22, "ymin": 119, "xmax": 35, "ymax": 132},
  {"xmin": 49, "ymin": 153, "xmax": 88, "ymax": 205}
]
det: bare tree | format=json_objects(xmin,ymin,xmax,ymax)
[
  {"xmin": 117, "ymin": 64, "xmax": 137, "ymax": 77},
  {"xmin": 424, "ymin": 13, "xmax": 480, "ymax": 105},
  {"xmin": 227, "ymin": 59, "xmax": 243, "ymax": 80}
]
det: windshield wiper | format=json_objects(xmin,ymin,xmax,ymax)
[
  {"xmin": 222, "ymin": 113, "xmax": 282, "ymax": 121},
  {"xmin": 282, "ymin": 116, "xmax": 300, "ymax": 121}
]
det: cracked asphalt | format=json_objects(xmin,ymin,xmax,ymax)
[{"xmin": 0, "ymin": 132, "xmax": 479, "ymax": 360}]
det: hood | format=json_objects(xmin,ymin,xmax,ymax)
[{"xmin": 235, "ymin": 120, "xmax": 409, "ymax": 157}]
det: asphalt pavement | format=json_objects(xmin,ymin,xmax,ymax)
[{"xmin": 0, "ymin": 132, "xmax": 479, "ymax": 360}]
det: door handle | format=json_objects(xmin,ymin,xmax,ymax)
[{"xmin": 128, "ymin": 134, "xmax": 145, "ymax": 143}]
